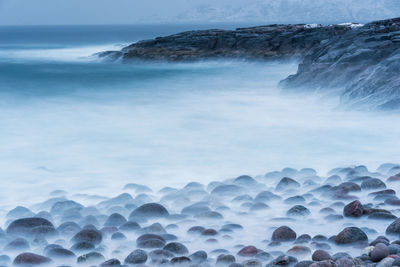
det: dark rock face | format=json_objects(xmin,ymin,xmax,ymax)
[
  {"xmin": 6, "ymin": 218, "xmax": 55, "ymax": 236},
  {"xmin": 370, "ymin": 243, "xmax": 389, "ymax": 262},
  {"xmin": 72, "ymin": 228, "xmax": 102, "ymax": 245},
  {"xmin": 272, "ymin": 226, "xmax": 297, "ymax": 241},
  {"xmin": 124, "ymin": 249, "xmax": 148, "ymax": 265},
  {"xmin": 287, "ymin": 205, "xmax": 310, "ymax": 217},
  {"xmin": 98, "ymin": 24, "xmax": 351, "ymax": 62},
  {"xmin": 276, "ymin": 177, "xmax": 301, "ymax": 191},
  {"xmin": 343, "ymin": 200, "xmax": 364, "ymax": 217},
  {"xmin": 129, "ymin": 203, "xmax": 169, "ymax": 219},
  {"xmin": 13, "ymin": 253, "xmax": 52, "ymax": 265},
  {"xmin": 335, "ymin": 227, "xmax": 368, "ymax": 245},
  {"xmin": 281, "ymin": 18, "xmax": 400, "ymax": 110},
  {"xmin": 386, "ymin": 218, "xmax": 400, "ymax": 235}
]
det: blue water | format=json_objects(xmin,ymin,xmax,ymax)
[{"xmin": 0, "ymin": 25, "xmax": 399, "ymax": 208}]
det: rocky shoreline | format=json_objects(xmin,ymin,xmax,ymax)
[
  {"xmin": 2, "ymin": 163, "xmax": 400, "ymax": 266},
  {"xmin": 98, "ymin": 17, "xmax": 400, "ymax": 110}
]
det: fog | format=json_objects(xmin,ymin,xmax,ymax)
[{"xmin": 1, "ymin": 54, "xmax": 400, "ymax": 212}]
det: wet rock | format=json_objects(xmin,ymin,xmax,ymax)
[
  {"xmin": 237, "ymin": 246, "xmax": 258, "ymax": 257},
  {"xmin": 370, "ymin": 243, "xmax": 389, "ymax": 262},
  {"xmin": 255, "ymin": 251, "xmax": 272, "ymax": 262},
  {"xmin": 187, "ymin": 226, "xmax": 206, "ymax": 234},
  {"xmin": 376, "ymin": 257, "xmax": 394, "ymax": 267},
  {"xmin": 255, "ymin": 191, "xmax": 281, "ymax": 202},
  {"xmin": 294, "ymin": 261, "xmax": 314, "ymax": 267},
  {"xmin": 331, "ymin": 252, "xmax": 352, "ymax": 261},
  {"xmin": 77, "ymin": 251, "xmax": 105, "ymax": 264},
  {"xmin": 233, "ymin": 175, "xmax": 258, "ymax": 187},
  {"xmin": 295, "ymin": 234, "xmax": 311, "ymax": 244},
  {"xmin": 111, "ymin": 232, "xmax": 126, "ymax": 240},
  {"xmin": 119, "ymin": 221, "xmax": 140, "ymax": 232},
  {"xmin": 164, "ymin": 242, "xmax": 189, "ymax": 255},
  {"xmin": 70, "ymin": 241, "xmax": 95, "ymax": 252},
  {"xmin": 287, "ymin": 245, "xmax": 311, "ymax": 256},
  {"xmin": 217, "ymin": 254, "xmax": 236, "ymax": 265},
  {"xmin": 45, "ymin": 247, "xmax": 76, "ymax": 259},
  {"xmin": 137, "ymin": 234, "xmax": 166, "ymax": 248},
  {"xmin": 309, "ymin": 260, "xmax": 335, "ymax": 267},
  {"xmin": 104, "ymin": 213, "xmax": 127, "ymax": 227},
  {"xmin": 386, "ymin": 218, "xmax": 400, "ymax": 235},
  {"xmin": 287, "ymin": 205, "xmax": 310, "ymax": 217},
  {"xmin": 125, "ymin": 249, "xmax": 148, "ymax": 264},
  {"xmin": 100, "ymin": 258, "xmax": 121, "ymax": 266},
  {"xmin": 195, "ymin": 211, "xmax": 223, "ymax": 219},
  {"xmin": 250, "ymin": 202, "xmax": 270, "ymax": 211},
  {"xmin": 57, "ymin": 221, "xmax": 81, "ymax": 236},
  {"xmin": 72, "ymin": 228, "xmax": 102, "ymax": 245},
  {"xmin": 129, "ymin": 203, "xmax": 169, "ymax": 219},
  {"xmin": 4, "ymin": 238, "xmax": 30, "ymax": 251},
  {"xmin": 312, "ymin": 250, "xmax": 331, "ymax": 261},
  {"xmin": 272, "ymin": 226, "xmax": 297, "ymax": 242},
  {"xmin": 7, "ymin": 206, "xmax": 35, "ymax": 219},
  {"xmin": 6, "ymin": 217, "xmax": 56, "ymax": 236},
  {"xmin": 202, "ymin": 228, "xmax": 218, "ymax": 236},
  {"xmin": 51, "ymin": 200, "xmax": 83, "ymax": 215},
  {"xmin": 171, "ymin": 256, "xmax": 191, "ymax": 265},
  {"xmin": 361, "ymin": 178, "xmax": 386, "ymax": 190},
  {"xmin": 242, "ymin": 259, "xmax": 262, "ymax": 266},
  {"xmin": 284, "ymin": 196, "xmax": 306, "ymax": 204},
  {"xmin": 140, "ymin": 222, "xmax": 166, "ymax": 234},
  {"xmin": 368, "ymin": 212, "xmax": 397, "ymax": 220},
  {"xmin": 343, "ymin": 200, "xmax": 363, "ymax": 217},
  {"xmin": 13, "ymin": 253, "xmax": 52, "ymax": 265},
  {"xmin": 335, "ymin": 258, "xmax": 355, "ymax": 267},
  {"xmin": 335, "ymin": 227, "xmax": 368, "ymax": 245},
  {"xmin": 181, "ymin": 203, "xmax": 211, "ymax": 215},
  {"xmin": 276, "ymin": 177, "xmax": 300, "ymax": 191},
  {"xmin": 269, "ymin": 255, "xmax": 298, "ymax": 266},
  {"xmin": 189, "ymin": 250, "xmax": 207, "ymax": 264}
]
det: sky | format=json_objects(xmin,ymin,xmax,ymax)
[{"xmin": 0, "ymin": 0, "xmax": 399, "ymax": 25}]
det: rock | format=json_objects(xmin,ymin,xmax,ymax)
[
  {"xmin": 187, "ymin": 226, "xmax": 206, "ymax": 234},
  {"xmin": 386, "ymin": 218, "xmax": 400, "ymax": 235},
  {"xmin": 272, "ymin": 226, "xmax": 297, "ymax": 242},
  {"xmin": 276, "ymin": 177, "xmax": 301, "ymax": 191},
  {"xmin": 287, "ymin": 245, "xmax": 312, "ymax": 256},
  {"xmin": 287, "ymin": 205, "xmax": 310, "ymax": 217},
  {"xmin": 4, "ymin": 238, "xmax": 30, "ymax": 251},
  {"xmin": 202, "ymin": 228, "xmax": 218, "ymax": 236},
  {"xmin": 295, "ymin": 261, "xmax": 314, "ymax": 267},
  {"xmin": 309, "ymin": 260, "xmax": 336, "ymax": 267},
  {"xmin": 137, "ymin": 234, "xmax": 166, "ymax": 248},
  {"xmin": 100, "ymin": 258, "xmax": 121, "ymax": 266},
  {"xmin": 312, "ymin": 250, "xmax": 331, "ymax": 261},
  {"xmin": 77, "ymin": 252, "xmax": 105, "ymax": 264},
  {"xmin": 57, "ymin": 221, "xmax": 81, "ymax": 236},
  {"xmin": 104, "ymin": 213, "xmax": 127, "ymax": 227},
  {"xmin": 376, "ymin": 257, "xmax": 395, "ymax": 267},
  {"xmin": 233, "ymin": 175, "xmax": 258, "ymax": 187},
  {"xmin": 111, "ymin": 232, "xmax": 126, "ymax": 240},
  {"xmin": 335, "ymin": 227, "xmax": 368, "ymax": 245},
  {"xmin": 125, "ymin": 249, "xmax": 148, "ymax": 264},
  {"xmin": 269, "ymin": 255, "xmax": 298, "ymax": 266},
  {"xmin": 6, "ymin": 217, "xmax": 56, "ymax": 236},
  {"xmin": 7, "ymin": 206, "xmax": 35, "ymax": 219},
  {"xmin": 281, "ymin": 18, "xmax": 400, "ymax": 110},
  {"xmin": 50, "ymin": 200, "xmax": 83, "ymax": 215},
  {"xmin": 370, "ymin": 243, "xmax": 389, "ymax": 262},
  {"xmin": 13, "ymin": 253, "xmax": 52, "ymax": 265},
  {"xmin": 242, "ymin": 259, "xmax": 262, "ymax": 266},
  {"xmin": 129, "ymin": 203, "xmax": 169, "ymax": 219},
  {"xmin": 237, "ymin": 246, "xmax": 258, "ymax": 257},
  {"xmin": 164, "ymin": 242, "xmax": 189, "ymax": 255},
  {"xmin": 217, "ymin": 254, "xmax": 236, "ymax": 265},
  {"xmin": 361, "ymin": 178, "xmax": 386, "ymax": 190},
  {"xmin": 45, "ymin": 247, "xmax": 75, "ymax": 259},
  {"xmin": 72, "ymin": 228, "xmax": 102, "ymax": 245},
  {"xmin": 119, "ymin": 221, "xmax": 140, "ymax": 231},
  {"xmin": 335, "ymin": 258, "xmax": 355, "ymax": 267},
  {"xmin": 189, "ymin": 250, "xmax": 207, "ymax": 264},
  {"xmin": 70, "ymin": 241, "xmax": 95, "ymax": 252},
  {"xmin": 343, "ymin": 200, "xmax": 364, "ymax": 217},
  {"xmin": 171, "ymin": 256, "xmax": 191, "ymax": 265}
]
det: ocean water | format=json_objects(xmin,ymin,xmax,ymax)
[{"xmin": 0, "ymin": 24, "xmax": 399, "ymax": 211}]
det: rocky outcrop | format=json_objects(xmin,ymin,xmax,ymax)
[
  {"xmin": 98, "ymin": 24, "xmax": 352, "ymax": 62},
  {"xmin": 99, "ymin": 17, "xmax": 400, "ymax": 110},
  {"xmin": 280, "ymin": 18, "xmax": 400, "ymax": 110}
]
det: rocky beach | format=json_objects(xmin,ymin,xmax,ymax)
[{"xmin": 1, "ymin": 164, "xmax": 400, "ymax": 266}]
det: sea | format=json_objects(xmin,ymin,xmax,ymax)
[{"xmin": 0, "ymin": 24, "xmax": 399, "ymax": 210}]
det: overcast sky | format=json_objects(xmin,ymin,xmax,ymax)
[{"xmin": 0, "ymin": 0, "xmax": 399, "ymax": 25}]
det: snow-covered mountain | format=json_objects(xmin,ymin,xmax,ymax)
[{"xmin": 170, "ymin": 0, "xmax": 400, "ymax": 24}]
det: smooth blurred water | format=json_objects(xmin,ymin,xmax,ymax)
[{"xmin": 0, "ymin": 25, "xmax": 399, "ymax": 210}]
